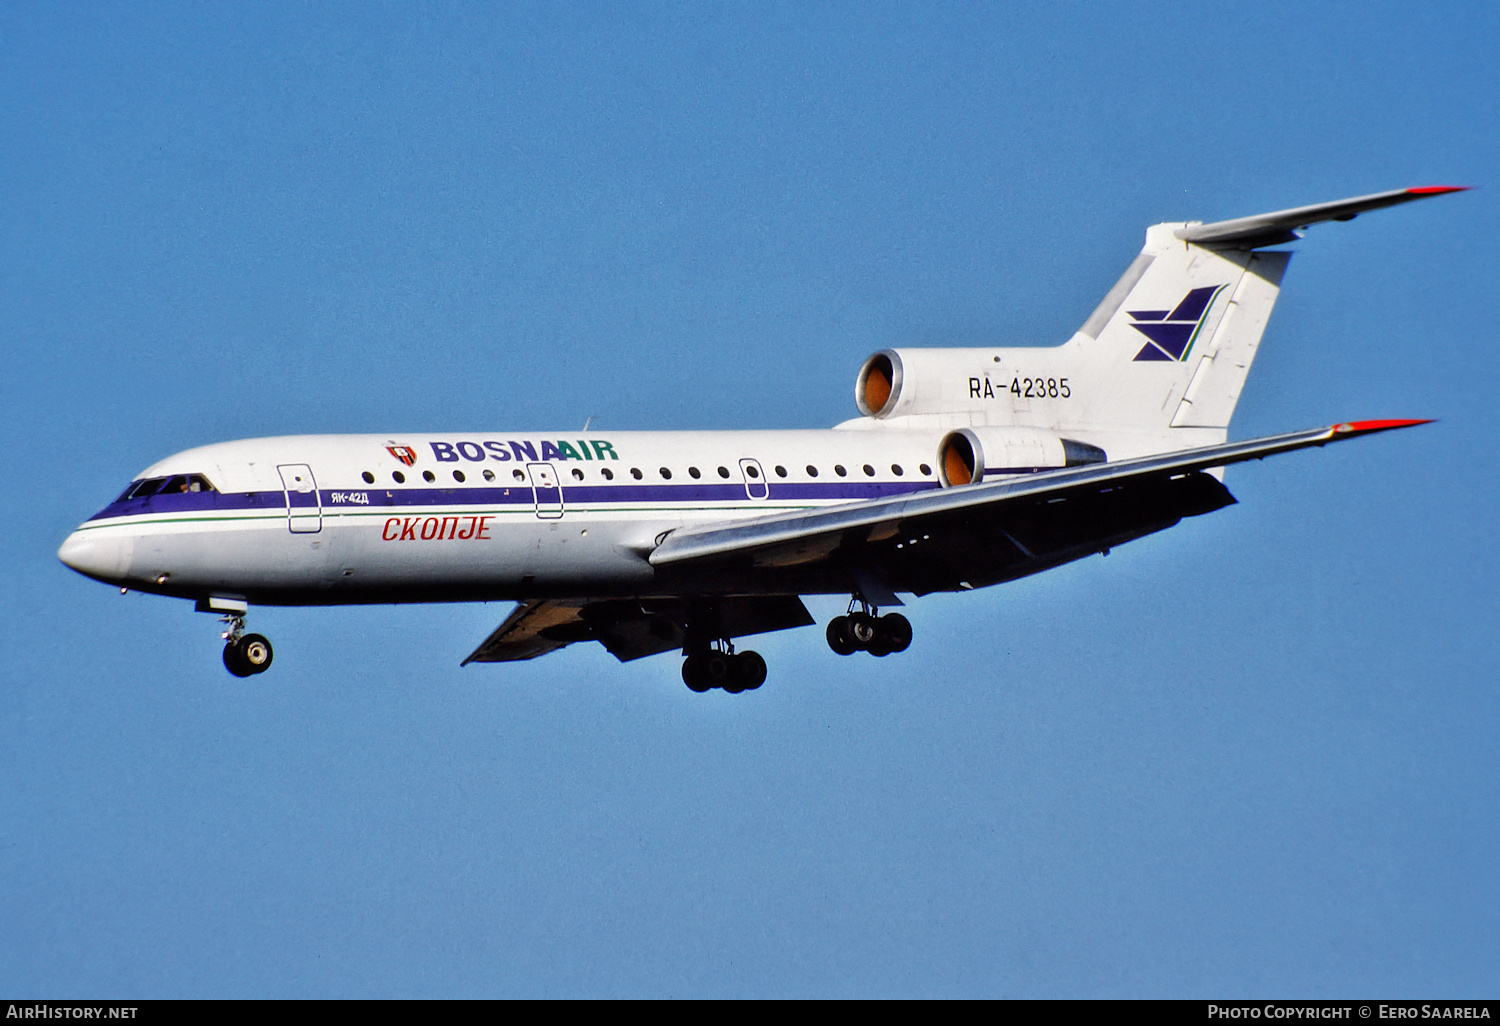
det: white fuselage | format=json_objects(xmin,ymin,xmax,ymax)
[{"xmin": 60, "ymin": 427, "xmax": 1026, "ymax": 606}]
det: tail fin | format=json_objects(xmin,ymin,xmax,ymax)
[
  {"xmin": 1074, "ymin": 224, "xmax": 1289, "ymax": 436},
  {"xmin": 850, "ymin": 188, "xmax": 1463, "ymax": 460},
  {"xmin": 1058, "ymin": 186, "xmax": 1464, "ymax": 451}
]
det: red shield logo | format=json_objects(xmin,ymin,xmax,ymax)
[{"xmin": 386, "ymin": 445, "xmax": 417, "ymax": 467}]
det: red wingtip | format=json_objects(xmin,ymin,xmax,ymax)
[
  {"xmin": 1406, "ymin": 186, "xmax": 1470, "ymax": 195},
  {"xmin": 1332, "ymin": 418, "xmax": 1435, "ymax": 435}
]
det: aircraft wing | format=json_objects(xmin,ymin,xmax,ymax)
[
  {"xmin": 648, "ymin": 420, "xmax": 1431, "ymax": 592},
  {"xmin": 461, "ymin": 599, "xmax": 588, "ymax": 664},
  {"xmin": 462, "ymin": 595, "xmax": 815, "ymax": 665}
]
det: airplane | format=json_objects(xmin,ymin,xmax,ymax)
[{"xmin": 58, "ymin": 186, "xmax": 1460, "ymax": 692}]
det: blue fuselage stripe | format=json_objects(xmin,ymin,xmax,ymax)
[{"xmin": 87, "ymin": 479, "xmax": 957, "ymax": 521}]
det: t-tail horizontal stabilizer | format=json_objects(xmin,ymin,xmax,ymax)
[{"xmin": 1176, "ymin": 186, "xmax": 1468, "ymax": 248}]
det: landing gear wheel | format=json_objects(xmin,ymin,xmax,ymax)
[
  {"xmin": 239, "ymin": 634, "xmax": 274, "ymax": 674},
  {"xmin": 878, "ymin": 613, "xmax": 912, "ymax": 653},
  {"xmin": 682, "ymin": 656, "xmax": 712, "ymax": 692},
  {"xmin": 736, "ymin": 651, "xmax": 767, "ymax": 690},
  {"xmin": 848, "ymin": 612, "xmax": 878, "ymax": 650},
  {"xmin": 711, "ymin": 653, "xmax": 744, "ymax": 693},
  {"xmin": 827, "ymin": 616, "xmax": 857, "ymax": 655},
  {"xmin": 223, "ymin": 641, "xmax": 254, "ymax": 678}
]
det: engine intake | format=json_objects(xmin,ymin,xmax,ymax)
[{"xmin": 856, "ymin": 350, "xmax": 902, "ymax": 418}]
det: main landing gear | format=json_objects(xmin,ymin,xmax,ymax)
[
  {"xmin": 827, "ymin": 600, "xmax": 912, "ymax": 657},
  {"xmin": 219, "ymin": 614, "xmax": 274, "ymax": 678},
  {"xmin": 681, "ymin": 641, "xmax": 766, "ymax": 694}
]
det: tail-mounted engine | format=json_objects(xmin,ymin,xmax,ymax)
[
  {"xmin": 856, "ymin": 349, "xmax": 1106, "ymax": 484},
  {"xmin": 936, "ymin": 427, "xmax": 1106, "ymax": 487},
  {"xmin": 857, "ymin": 347, "xmax": 1026, "ymax": 420}
]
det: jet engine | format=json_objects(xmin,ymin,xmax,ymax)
[
  {"xmin": 856, "ymin": 347, "xmax": 1024, "ymax": 420},
  {"xmin": 936, "ymin": 427, "xmax": 1106, "ymax": 487}
]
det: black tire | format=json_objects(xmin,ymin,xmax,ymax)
[
  {"xmin": 223, "ymin": 641, "xmax": 254, "ymax": 678},
  {"xmin": 867, "ymin": 635, "xmax": 892, "ymax": 657},
  {"xmin": 848, "ymin": 612, "xmax": 878, "ymax": 650},
  {"xmin": 239, "ymin": 633, "xmax": 274, "ymax": 674},
  {"xmin": 826, "ymin": 616, "xmax": 857, "ymax": 655},
  {"xmin": 737, "ymin": 651, "xmax": 767, "ymax": 690},
  {"xmin": 709, "ymin": 653, "xmax": 743, "ymax": 693},
  {"xmin": 682, "ymin": 656, "xmax": 711, "ymax": 692},
  {"xmin": 878, "ymin": 613, "xmax": 912, "ymax": 653}
]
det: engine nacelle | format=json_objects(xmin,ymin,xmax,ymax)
[
  {"xmin": 858, "ymin": 347, "xmax": 1028, "ymax": 420},
  {"xmin": 936, "ymin": 426, "xmax": 1106, "ymax": 487}
]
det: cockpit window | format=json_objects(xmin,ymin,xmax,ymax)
[{"xmin": 117, "ymin": 474, "xmax": 218, "ymax": 501}]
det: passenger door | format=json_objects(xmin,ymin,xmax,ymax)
[
  {"xmin": 528, "ymin": 463, "xmax": 564, "ymax": 519},
  {"xmin": 277, "ymin": 464, "xmax": 322, "ymax": 533}
]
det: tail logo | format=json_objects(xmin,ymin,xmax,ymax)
[{"xmin": 1129, "ymin": 285, "xmax": 1228, "ymax": 362}]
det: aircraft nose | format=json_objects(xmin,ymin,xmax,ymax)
[{"xmin": 58, "ymin": 530, "xmax": 133, "ymax": 582}]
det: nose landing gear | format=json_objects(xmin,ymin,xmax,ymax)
[
  {"xmin": 219, "ymin": 614, "xmax": 274, "ymax": 677},
  {"xmin": 827, "ymin": 600, "xmax": 911, "ymax": 657}
]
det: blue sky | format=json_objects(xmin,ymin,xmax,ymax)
[{"xmin": 3, "ymin": 1, "xmax": 1497, "ymax": 997}]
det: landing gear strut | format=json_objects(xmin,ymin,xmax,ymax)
[
  {"xmin": 219, "ymin": 613, "xmax": 274, "ymax": 677},
  {"xmin": 681, "ymin": 640, "xmax": 766, "ymax": 694},
  {"xmin": 827, "ymin": 599, "xmax": 911, "ymax": 657}
]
